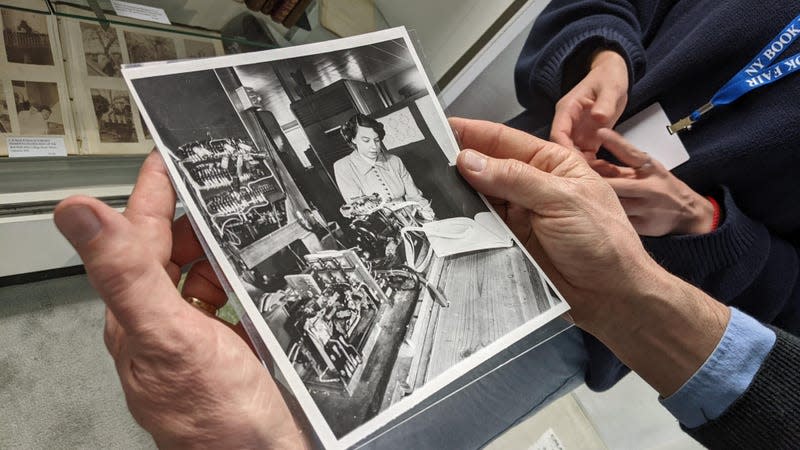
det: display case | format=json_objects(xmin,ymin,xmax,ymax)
[
  {"xmin": 0, "ymin": 0, "xmax": 540, "ymax": 276},
  {"xmin": 0, "ymin": 0, "xmax": 392, "ymax": 158}
]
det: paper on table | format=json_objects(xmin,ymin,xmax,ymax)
[
  {"xmin": 528, "ymin": 428, "xmax": 566, "ymax": 450},
  {"xmin": 615, "ymin": 103, "xmax": 690, "ymax": 171}
]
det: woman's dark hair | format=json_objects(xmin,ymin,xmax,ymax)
[{"xmin": 341, "ymin": 113, "xmax": 385, "ymax": 147}]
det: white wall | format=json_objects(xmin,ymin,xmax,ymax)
[
  {"xmin": 376, "ymin": 0, "xmax": 518, "ymax": 83},
  {"xmin": 0, "ymin": 186, "xmax": 189, "ymax": 278},
  {"xmin": 445, "ymin": 22, "xmax": 533, "ymax": 123},
  {"xmin": 0, "ymin": 213, "xmax": 82, "ymax": 277}
]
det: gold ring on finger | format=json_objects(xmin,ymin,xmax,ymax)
[{"xmin": 184, "ymin": 296, "xmax": 219, "ymax": 315}]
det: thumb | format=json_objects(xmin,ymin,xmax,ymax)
[
  {"xmin": 54, "ymin": 195, "xmax": 186, "ymax": 335},
  {"xmin": 456, "ymin": 150, "xmax": 568, "ymax": 212}
]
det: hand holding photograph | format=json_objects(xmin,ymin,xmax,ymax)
[{"xmin": 124, "ymin": 27, "xmax": 569, "ymax": 449}]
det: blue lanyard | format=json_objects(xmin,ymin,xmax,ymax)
[{"xmin": 668, "ymin": 13, "xmax": 800, "ymax": 134}]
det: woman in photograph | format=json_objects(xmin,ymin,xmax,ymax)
[{"xmin": 333, "ymin": 113, "xmax": 435, "ymax": 221}]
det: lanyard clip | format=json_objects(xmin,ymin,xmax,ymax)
[
  {"xmin": 667, "ymin": 116, "xmax": 695, "ymax": 135},
  {"xmin": 667, "ymin": 103, "xmax": 714, "ymax": 135}
]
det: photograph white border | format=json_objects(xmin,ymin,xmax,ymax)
[{"xmin": 123, "ymin": 27, "xmax": 570, "ymax": 449}]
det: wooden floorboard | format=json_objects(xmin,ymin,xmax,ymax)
[{"xmin": 426, "ymin": 247, "xmax": 549, "ymax": 380}]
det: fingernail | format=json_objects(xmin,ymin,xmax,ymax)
[
  {"xmin": 55, "ymin": 205, "xmax": 102, "ymax": 246},
  {"xmin": 461, "ymin": 150, "xmax": 487, "ymax": 172}
]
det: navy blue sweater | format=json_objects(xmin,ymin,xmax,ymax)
[{"xmin": 511, "ymin": 0, "xmax": 800, "ymax": 391}]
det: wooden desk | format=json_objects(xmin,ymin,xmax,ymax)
[
  {"xmin": 425, "ymin": 246, "xmax": 551, "ymax": 379},
  {"xmin": 381, "ymin": 245, "xmax": 553, "ymax": 408},
  {"xmin": 306, "ymin": 245, "xmax": 554, "ymax": 437}
]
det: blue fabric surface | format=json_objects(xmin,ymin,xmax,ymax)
[
  {"xmin": 661, "ymin": 308, "xmax": 776, "ymax": 428},
  {"xmin": 510, "ymin": 0, "xmax": 800, "ymax": 391},
  {"xmin": 361, "ymin": 326, "xmax": 588, "ymax": 450}
]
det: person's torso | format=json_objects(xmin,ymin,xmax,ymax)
[
  {"xmin": 343, "ymin": 153, "xmax": 408, "ymax": 202},
  {"xmin": 627, "ymin": 0, "xmax": 800, "ymax": 239}
]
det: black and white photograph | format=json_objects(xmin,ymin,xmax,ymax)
[
  {"xmin": 0, "ymin": 89, "xmax": 10, "ymax": 133},
  {"xmin": 184, "ymin": 39, "xmax": 216, "ymax": 59},
  {"xmin": 91, "ymin": 89, "xmax": 136, "ymax": 143},
  {"xmin": 139, "ymin": 112, "xmax": 152, "ymax": 140},
  {"xmin": 13, "ymin": 80, "xmax": 63, "ymax": 135},
  {"xmin": 124, "ymin": 31, "xmax": 177, "ymax": 64},
  {"xmin": 1, "ymin": 9, "xmax": 54, "ymax": 65},
  {"xmin": 80, "ymin": 22, "xmax": 122, "ymax": 77},
  {"xmin": 124, "ymin": 28, "xmax": 568, "ymax": 448}
]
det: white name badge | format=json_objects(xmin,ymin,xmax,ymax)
[
  {"xmin": 615, "ymin": 103, "xmax": 690, "ymax": 170},
  {"xmin": 7, "ymin": 136, "xmax": 68, "ymax": 158}
]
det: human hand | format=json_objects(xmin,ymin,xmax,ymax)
[
  {"xmin": 453, "ymin": 119, "xmax": 731, "ymax": 398},
  {"xmin": 588, "ymin": 129, "xmax": 714, "ymax": 237},
  {"xmin": 551, "ymin": 50, "xmax": 629, "ymax": 155},
  {"xmin": 54, "ymin": 152, "xmax": 308, "ymax": 449},
  {"xmin": 450, "ymin": 118, "xmax": 662, "ymax": 332},
  {"xmin": 417, "ymin": 201, "xmax": 436, "ymax": 222}
]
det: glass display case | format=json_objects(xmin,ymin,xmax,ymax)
[
  {"xmin": 0, "ymin": 0, "xmax": 397, "ymax": 194},
  {"xmin": 46, "ymin": 0, "xmax": 392, "ymax": 48},
  {"xmin": 0, "ymin": 0, "xmax": 392, "ymax": 155},
  {"xmin": 0, "ymin": 0, "xmax": 535, "ymax": 276}
]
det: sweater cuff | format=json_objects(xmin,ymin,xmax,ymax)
[
  {"xmin": 531, "ymin": 15, "xmax": 646, "ymax": 101},
  {"xmin": 683, "ymin": 329, "xmax": 800, "ymax": 449},
  {"xmin": 642, "ymin": 187, "xmax": 769, "ymax": 285},
  {"xmin": 660, "ymin": 308, "xmax": 776, "ymax": 428}
]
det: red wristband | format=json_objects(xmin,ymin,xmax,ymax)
[{"xmin": 706, "ymin": 196, "xmax": 721, "ymax": 232}]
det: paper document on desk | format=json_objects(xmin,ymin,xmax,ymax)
[
  {"xmin": 403, "ymin": 212, "xmax": 513, "ymax": 260},
  {"xmin": 123, "ymin": 27, "xmax": 569, "ymax": 449}
]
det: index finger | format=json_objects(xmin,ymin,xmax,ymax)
[
  {"xmin": 597, "ymin": 128, "xmax": 650, "ymax": 169},
  {"xmin": 606, "ymin": 177, "xmax": 647, "ymax": 198},
  {"xmin": 448, "ymin": 117, "xmax": 553, "ymax": 163}
]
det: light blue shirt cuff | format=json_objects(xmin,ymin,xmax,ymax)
[{"xmin": 660, "ymin": 308, "xmax": 776, "ymax": 428}]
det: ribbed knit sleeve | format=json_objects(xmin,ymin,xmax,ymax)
[
  {"xmin": 514, "ymin": 0, "xmax": 660, "ymax": 108},
  {"xmin": 684, "ymin": 329, "xmax": 800, "ymax": 449},
  {"xmin": 642, "ymin": 187, "xmax": 799, "ymax": 311},
  {"xmin": 642, "ymin": 187, "xmax": 768, "ymax": 292}
]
